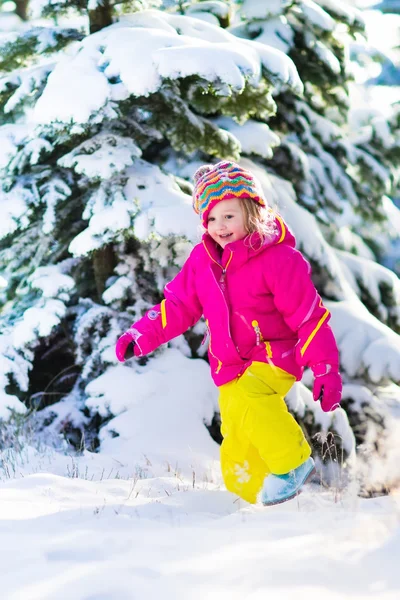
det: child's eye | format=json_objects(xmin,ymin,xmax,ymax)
[
  {"xmin": 208, "ymin": 217, "xmax": 215, "ymax": 222},
  {"xmin": 225, "ymin": 215, "xmax": 233, "ymax": 219}
]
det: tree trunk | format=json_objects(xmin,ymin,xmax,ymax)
[
  {"xmin": 14, "ymin": 0, "xmax": 29, "ymax": 21},
  {"xmin": 92, "ymin": 244, "xmax": 116, "ymax": 300},
  {"xmin": 88, "ymin": 0, "xmax": 113, "ymax": 34}
]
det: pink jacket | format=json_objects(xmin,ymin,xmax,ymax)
[{"xmin": 129, "ymin": 214, "xmax": 339, "ymax": 386}]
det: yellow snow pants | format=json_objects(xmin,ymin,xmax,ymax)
[{"xmin": 218, "ymin": 362, "xmax": 311, "ymax": 504}]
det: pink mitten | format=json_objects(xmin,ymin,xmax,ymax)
[
  {"xmin": 312, "ymin": 363, "xmax": 342, "ymax": 412},
  {"xmin": 115, "ymin": 331, "xmax": 136, "ymax": 362}
]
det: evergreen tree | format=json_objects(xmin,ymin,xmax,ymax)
[
  {"xmin": 0, "ymin": 3, "xmax": 301, "ymax": 451},
  {"xmin": 0, "ymin": 0, "xmax": 399, "ymax": 492}
]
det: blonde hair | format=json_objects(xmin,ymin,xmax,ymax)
[{"xmin": 240, "ymin": 198, "xmax": 278, "ymax": 247}]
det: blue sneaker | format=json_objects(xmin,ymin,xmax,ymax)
[{"xmin": 261, "ymin": 457, "xmax": 316, "ymax": 506}]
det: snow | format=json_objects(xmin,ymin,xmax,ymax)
[
  {"xmin": 329, "ymin": 299, "xmax": 400, "ymax": 382},
  {"xmin": 34, "ymin": 48, "xmax": 111, "ymax": 127},
  {"xmin": 0, "ymin": 471, "xmax": 397, "ymax": 599},
  {"xmin": 102, "ymin": 275, "xmax": 132, "ymax": 305},
  {"xmin": 237, "ymin": 0, "xmax": 286, "ymax": 20},
  {"xmin": 34, "ymin": 9, "xmax": 301, "ymax": 125},
  {"xmin": 237, "ymin": 16, "xmax": 294, "ymax": 55},
  {"xmin": 0, "ymin": 353, "xmax": 399, "ymax": 598},
  {"xmin": 29, "ymin": 266, "xmax": 75, "ymax": 299},
  {"xmin": 125, "ymin": 159, "xmax": 199, "ymax": 242},
  {"xmin": 0, "ymin": 183, "xmax": 32, "ymax": 239},
  {"xmin": 68, "ymin": 159, "xmax": 199, "ymax": 257},
  {"xmin": 248, "ymin": 38, "xmax": 303, "ymax": 93},
  {"xmin": 0, "ymin": 335, "xmax": 31, "ymax": 418},
  {"xmin": 0, "ymin": 124, "xmax": 32, "ymax": 170},
  {"xmin": 336, "ymin": 249, "xmax": 400, "ymax": 321},
  {"xmin": 58, "ymin": 133, "xmax": 142, "ymax": 181},
  {"xmin": 297, "ymin": 0, "xmax": 336, "ymax": 31},
  {"xmin": 85, "ymin": 350, "xmax": 220, "ymax": 479},
  {"xmin": 40, "ymin": 177, "xmax": 72, "ymax": 235},
  {"xmin": 12, "ymin": 300, "xmax": 68, "ymax": 348},
  {"xmin": 212, "ymin": 116, "xmax": 281, "ymax": 159},
  {"xmin": 318, "ymin": 0, "xmax": 366, "ymax": 25},
  {"xmin": 314, "ymin": 39, "xmax": 342, "ymax": 74},
  {"xmin": 186, "ymin": 1, "xmax": 231, "ymax": 20}
]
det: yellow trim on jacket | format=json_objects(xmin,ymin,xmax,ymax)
[
  {"xmin": 300, "ymin": 302, "xmax": 329, "ymax": 357},
  {"xmin": 202, "ymin": 241, "xmax": 233, "ymax": 272},
  {"xmin": 274, "ymin": 214, "xmax": 286, "ymax": 244},
  {"xmin": 161, "ymin": 299, "xmax": 167, "ymax": 329}
]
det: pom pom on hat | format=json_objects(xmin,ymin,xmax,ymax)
[
  {"xmin": 193, "ymin": 164, "xmax": 213, "ymax": 184},
  {"xmin": 192, "ymin": 160, "xmax": 266, "ymax": 227}
]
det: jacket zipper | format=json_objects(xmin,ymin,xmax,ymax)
[
  {"xmin": 202, "ymin": 245, "xmax": 241, "ymax": 370},
  {"xmin": 252, "ymin": 319, "xmax": 273, "ymax": 358}
]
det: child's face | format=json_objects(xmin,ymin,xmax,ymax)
[{"xmin": 207, "ymin": 198, "xmax": 247, "ymax": 249}]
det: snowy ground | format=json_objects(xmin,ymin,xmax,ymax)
[
  {"xmin": 0, "ymin": 445, "xmax": 399, "ymax": 600},
  {"xmin": 0, "ymin": 347, "xmax": 398, "ymax": 599}
]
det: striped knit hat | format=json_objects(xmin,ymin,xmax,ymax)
[{"xmin": 192, "ymin": 160, "xmax": 266, "ymax": 227}]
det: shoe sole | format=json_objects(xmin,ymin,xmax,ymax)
[{"xmin": 262, "ymin": 467, "xmax": 316, "ymax": 507}]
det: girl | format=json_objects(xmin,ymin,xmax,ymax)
[{"xmin": 116, "ymin": 160, "xmax": 342, "ymax": 506}]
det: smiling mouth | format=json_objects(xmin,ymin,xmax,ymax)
[{"xmin": 219, "ymin": 233, "xmax": 232, "ymax": 239}]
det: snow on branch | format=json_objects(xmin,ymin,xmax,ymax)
[
  {"xmin": 295, "ymin": 0, "xmax": 336, "ymax": 32},
  {"xmin": 58, "ymin": 132, "xmax": 142, "ymax": 181},
  {"xmin": 68, "ymin": 181, "xmax": 136, "ymax": 257},
  {"xmin": 34, "ymin": 9, "xmax": 302, "ymax": 126},
  {"xmin": 12, "ymin": 264, "xmax": 76, "ymax": 349},
  {"xmin": 329, "ymin": 299, "xmax": 400, "ymax": 383},
  {"xmin": 236, "ymin": 0, "xmax": 290, "ymax": 20},
  {"xmin": 40, "ymin": 177, "xmax": 72, "ymax": 235},
  {"xmin": 0, "ymin": 27, "xmax": 83, "ymax": 73},
  {"xmin": 69, "ymin": 158, "xmax": 199, "ymax": 257},
  {"xmin": 0, "ymin": 183, "xmax": 33, "ymax": 240},
  {"xmin": 0, "ymin": 123, "xmax": 54, "ymax": 177},
  {"xmin": 335, "ymin": 139, "xmax": 391, "ymax": 194},
  {"xmin": 1, "ymin": 63, "xmax": 54, "ymax": 116},
  {"xmin": 0, "ymin": 335, "xmax": 30, "ymax": 419},
  {"xmin": 336, "ymin": 250, "xmax": 400, "ymax": 327},
  {"xmin": 0, "ymin": 124, "xmax": 32, "ymax": 171},
  {"xmin": 211, "ymin": 116, "xmax": 280, "ymax": 159},
  {"xmin": 73, "ymin": 300, "xmax": 123, "ymax": 382},
  {"xmin": 0, "ymin": 264, "xmax": 76, "ymax": 415},
  {"xmin": 317, "ymin": 0, "xmax": 366, "ymax": 30},
  {"xmin": 29, "ymin": 265, "xmax": 75, "ymax": 301}
]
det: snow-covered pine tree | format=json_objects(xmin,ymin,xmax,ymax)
[
  {"xmin": 348, "ymin": 3, "xmax": 400, "ymax": 275},
  {"xmin": 0, "ymin": 4, "xmax": 302, "ymax": 464}
]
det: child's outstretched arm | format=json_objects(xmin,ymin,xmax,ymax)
[
  {"xmin": 267, "ymin": 245, "xmax": 342, "ymax": 412},
  {"xmin": 116, "ymin": 249, "xmax": 202, "ymax": 362}
]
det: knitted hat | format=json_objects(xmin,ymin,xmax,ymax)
[{"xmin": 192, "ymin": 160, "xmax": 266, "ymax": 227}]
